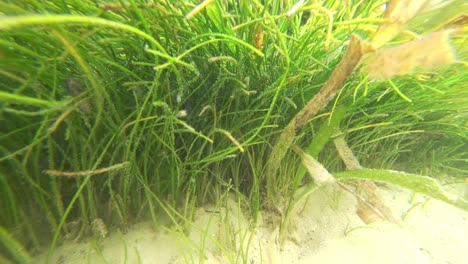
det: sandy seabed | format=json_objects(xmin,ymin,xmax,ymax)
[{"xmin": 35, "ymin": 185, "xmax": 467, "ymax": 264}]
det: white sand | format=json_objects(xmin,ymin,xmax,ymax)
[{"xmin": 35, "ymin": 185, "xmax": 467, "ymax": 263}]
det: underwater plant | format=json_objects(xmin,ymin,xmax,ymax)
[{"xmin": 0, "ymin": 0, "xmax": 466, "ymax": 263}]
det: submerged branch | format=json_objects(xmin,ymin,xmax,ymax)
[
  {"xmin": 266, "ymin": 34, "xmax": 372, "ymax": 201},
  {"xmin": 45, "ymin": 162, "xmax": 130, "ymax": 177}
]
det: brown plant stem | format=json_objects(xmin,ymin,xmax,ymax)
[
  {"xmin": 266, "ymin": 34, "xmax": 371, "ymax": 202},
  {"xmin": 334, "ymin": 131, "xmax": 402, "ymax": 225},
  {"xmin": 45, "ymin": 162, "xmax": 130, "ymax": 177}
]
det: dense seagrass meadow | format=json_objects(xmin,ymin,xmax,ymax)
[{"xmin": 0, "ymin": 0, "xmax": 467, "ymax": 263}]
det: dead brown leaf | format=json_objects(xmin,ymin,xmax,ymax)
[
  {"xmin": 291, "ymin": 145, "xmax": 336, "ymax": 185},
  {"xmin": 362, "ymin": 30, "xmax": 457, "ymax": 80},
  {"xmin": 372, "ymin": 0, "xmax": 431, "ymax": 47},
  {"xmin": 383, "ymin": 0, "xmax": 430, "ymax": 23}
]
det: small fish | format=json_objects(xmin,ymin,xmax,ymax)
[
  {"xmin": 254, "ymin": 24, "xmax": 264, "ymax": 50},
  {"xmin": 91, "ymin": 218, "xmax": 108, "ymax": 239},
  {"xmin": 64, "ymin": 79, "xmax": 91, "ymax": 114},
  {"xmin": 64, "ymin": 79, "xmax": 86, "ymax": 97}
]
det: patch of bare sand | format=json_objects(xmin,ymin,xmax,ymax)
[{"xmin": 35, "ymin": 185, "xmax": 467, "ymax": 263}]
